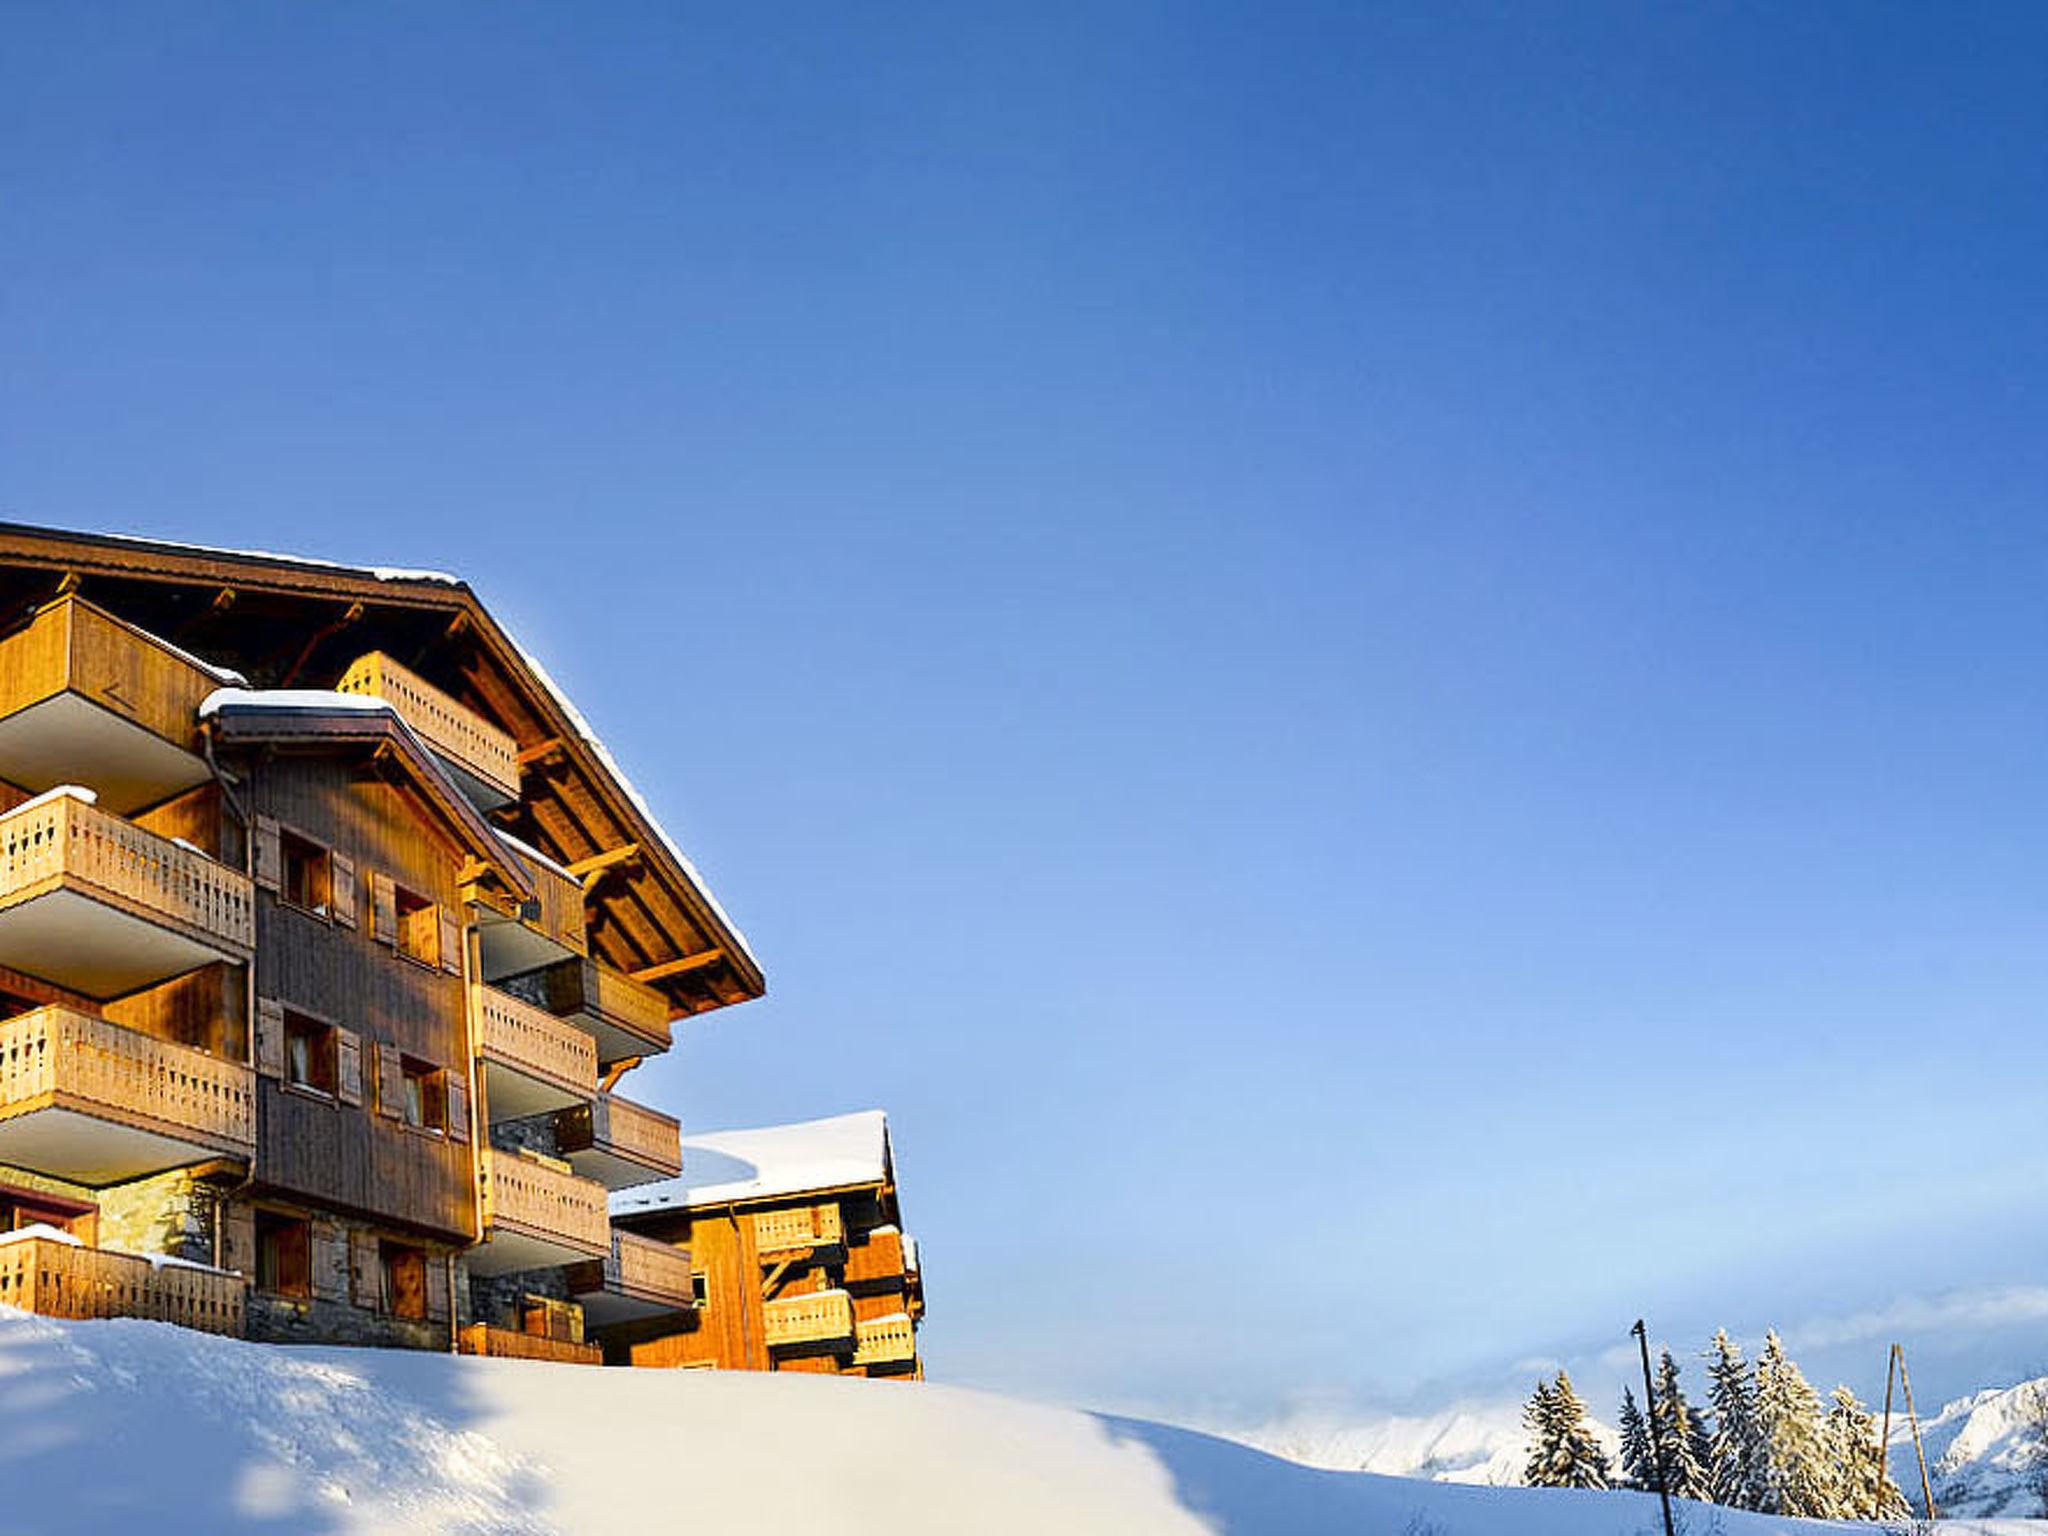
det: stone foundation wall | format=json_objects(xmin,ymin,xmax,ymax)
[{"xmin": 96, "ymin": 1168, "xmax": 218, "ymax": 1264}]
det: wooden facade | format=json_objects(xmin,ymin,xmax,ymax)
[
  {"xmin": 0, "ymin": 531, "xmax": 770, "ymax": 1358},
  {"xmin": 607, "ymin": 1112, "xmax": 926, "ymax": 1379}
]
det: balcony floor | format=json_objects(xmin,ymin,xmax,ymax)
[
  {"xmin": 571, "ymin": 1285, "xmax": 689, "ymax": 1329},
  {"xmin": 562, "ymin": 1144, "xmax": 673, "ymax": 1191},
  {"xmin": 468, "ymin": 1227, "xmax": 609, "ymax": 1277},
  {"xmin": 0, "ymin": 888, "xmax": 230, "ymax": 998},
  {"xmin": 481, "ymin": 1058, "xmax": 589, "ymax": 1123},
  {"xmin": 0, "ymin": 693, "xmax": 210, "ymax": 817},
  {"xmin": 477, "ymin": 917, "xmax": 579, "ymax": 984},
  {"xmin": 0, "ymin": 1102, "xmax": 235, "ymax": 1186}
]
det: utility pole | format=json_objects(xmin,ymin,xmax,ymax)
[
  {"xmin": 1893, "ymin": 1343, "xmax": 1937, "ymax": 1520},
  {"xmin": 1632, "ymin": 1319, "xmax": 1678, "ymax": 1536}
]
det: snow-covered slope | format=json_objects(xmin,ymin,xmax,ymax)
[
  {"xmin": 3, "ymin": 1311, "xmax": 2041, "ymax": 1536},
  {"xmin": 1232, "ymin": 1398, "xmax": 1535, "ymax": 1485}
]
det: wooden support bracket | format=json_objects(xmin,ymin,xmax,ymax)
[
  {"xmin": 569, "ymin": 843, "xmax": 641, "ymax": 890},
  {"xmin": 761, "ymin": 1257, "xmax": 794, "ymax": 1300}
]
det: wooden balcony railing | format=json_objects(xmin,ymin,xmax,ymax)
[
  {"xmin": 843, "ymin": 1228, "xmax": 908, "ymax": 1288},
  {"xmin": 456, "ymin": 1322, "xmax": 601, "ymax": 1365},
  {"xmin": 851, "ymin": 1311, "xmax": 918, "ymax": 1369},
  {"xmin": 480, "ymin": 1148, "xmax": 611, "ymax": 1255},
  {"xmin": 0, "ymin": 1008, "xmax": 254, "ymax": 1173},
  {"xmin": 474, "ymin": 984, "xmax": 597, "ymax": 1105},
  {"xmin": 507, "ymin": 957, "xmax": 669, "ymax": 1063},
  {"xmin": 336, "ymin": 652, "xmax": 519, "ymax": 807},
  {"xmin": 568, "ymin": 1229, "xmax": 695, "ymax": 1314},
  {"xmin": 0, "ymin": 595, "xmax": 221, "ymax": 813},
  {"xmin": 0, "ymin": 792, "xmax": 255, "ymax": 961},
  {"xmin": 753, "ymin": 1202, "xmax": 845, "ymax": 1259},
  {"xmin": 554, "ymin": 1093, "xmax": 681, "ymax": 1186},
  {"xmin": 762, "ymin": 1288, "xmax": 855, "ymax": 1351},
  {"xmin": 0, "ymin": 1234, "xmax": 245, "ymax": 1336}
]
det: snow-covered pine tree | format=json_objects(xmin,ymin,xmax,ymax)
[
  {"xmin": 1704, "ymin": 1329, "xmax": 1765, "ymax": 1510},
  {"xmin": 1523, "ymin": 1378, "xmax": 1557, "ymax": 1487},
  {"xmin": 1651, "ymin": 1349, "xmax": 1713, "ymax": 1502},
  {"xmin": 1616, "ymin": 1387, "xmax": 1652, "ymax": 1491},
  {"xmin": 1752, "ymin": 1330, "xmax": 1834, "ymax": 1517},
  {"xmin": 1823, "ymin": 1386, "xmax": 1909, "ymax": 1520},
  {"xmin": 1523, "ymin": 1372, "xmax": 1613, "ymax": 1489}
]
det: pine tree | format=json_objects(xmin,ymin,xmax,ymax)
[
  {"xmin": 1752, "ymin": 1330, "xmax": 1834, "ymax": 1517},
  {"xmin": 1704, "ymin": 1329, "xmax": 1765, "ymax": 1510},
  {"xmin": 1651, "ymin": 1349, "xmax": 1713, "ymax": 1502},
  {"xmin": 1523, "ymin": 1372, "xmax": 1613, "ymax": 1489},
  {"xmin": 1616, "ymin": 1387, "xmax": 1653, "ymax": 1492},
  {"xmin": 1824, "ymin": 1385, "xmax": 1910, "ymax": 1520}
]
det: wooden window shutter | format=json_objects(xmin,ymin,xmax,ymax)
[
  {"xmin": 446, "ymin": 1075, "xmax": 470, "ymax": 1145},
  {"xmin": 438, "ymin": 909, "xmax": 464, "ymax": 975},
  {"xmin": 375, "ymin": 1041, "xmax": 405, "ymax": 1119},
  {"xmin": 370, "ymin": 872, "xmax": 397, "ymax": 947},
  {"xmin": 253, "ymin": 815, "xmax": 282, "ymax": 892},
  {"xmin": 331, "ymin": 853, "xmax": 358, "ymax": 929},
  {"xmin": 335, "ymin": 1028, "xmax": 363, "ymax": 1106},
  {"xmin": 254, "ymin": 998, "xmax": 286, "ymax": 1079},
  {"xmin": 349, "ymin": 1229, "xmax": 381, "ymax": 1310},
  {"xmin": 221, "ymin": 1203, "xmax": 257, "ymax": 1277},
  {"xmin": 425, "ymin": 1255, "xmax": 451, "ymax": 1322},
  {"xmin": 311, "ymin": 1221, "xmax": 347, "ymax": 1302}
]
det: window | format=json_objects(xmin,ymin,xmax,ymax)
[
  {"xmin": 380, "ymin": 1241, "xmax": 427, "ymax": 1320},
  {"xmin": 691, "ymin": 1271, "xmax": 709, "ymax": 1308},
  {"xmin": 255, "ymin": 1212, "xmax": 311, "ymax": 1298},
  {"xmin": 279, "ymin": 831, "xmax": 332, "ymax": 918},
  {"xmin": 395, "ymin": 885, "xmax": 438, "ymax": 966},
  {"xmin": 400, "ymin": 1056, "xmax": 445, "ymax": 1132},
  {"xmin": 284, "ymin": 1013, "xmax": 337, "ymax": 1097}
]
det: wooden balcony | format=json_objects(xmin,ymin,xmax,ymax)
[
  {"xmin": 473, "ymin": 834, "xmax": 588, "ymax": 983},
  {"xmin": 554, "ymin": 1093, "xmax": 681, "ymax": 1189},
  {"xmin": 474, "ymin": 984, "xmax": 596, "ymax": 1122},
  {"xmin": 565, "ymin": 1229, "xmax": 695, "ymax": 1327},
  {"xmin": 472, "ymin": 1147, "xmax": 611, "ymax": 1275},
  {"xmin": 0, "ymin": 791, "xmax": 254, "ymax": 998},
  {"xmin": 503, "ymin": 956, "xmax": 670, "ymax": 1067},
  {"xmin": 0, "ymin": 1007, "xmax": 253, "ymax": 1185},
  {"xmin": 843, "ymin": 1227, "xmax": 909, "ymax": 1290},
  {"xmin": 850, "ymin": 1311, "xmax": 918, "ymax": 1372},
  {"xmin": 0, "ymin": 594, "xmax": 222, "ymax": 816},
  {"xmin": 456, "ymin": 1322, "xmax": 602, "ymax": 1366},
  {"xmin": 762, "ymin": 1287, "xmax": 855, "ymax": 1353},
  {"xmin": 335, "ymin": 651, "xmax": 519, "ymax": 810},
  {"xmin": 753, "ymin": 1202, "xmax": 845, "ymax": 1260},
  {"xmin": 0, "ymin": 1232, "xmax": 245, "ymax": 1336}
]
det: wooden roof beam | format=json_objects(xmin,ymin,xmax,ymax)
[
  {"xmin": 568, "ymin": 842, "xmax": 641, "ymax": 889},
  {"xmin": 632, "ymin": 949, "xmax": 725, "ymax": 985}
]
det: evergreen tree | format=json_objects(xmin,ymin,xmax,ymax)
[
  {"xmin": 1824, "ymin": 1386, "xmax": 1909, "ymax": 1520},
  {"xmin": 1616, "ymin": 1387, "xmax": 1653, "ymax": 1492},
  {"xmin": 1651, "ymin": 1349, "xmax": 1713, "ymax": 1502},
  {"xmin": 1704, "ymin": 1329, "xmax": 1765, "ymax": 1510},
  {"xmin": 1752, "ymin": 1330, "xmax": 1834, "ymax": 1517},
  {"xmin": 1523, "ymin": 1372, "xmax": 1612, "ymax": 1489}
]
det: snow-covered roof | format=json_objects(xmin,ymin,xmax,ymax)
[
  {"xmin": 611, "ymin": 1110, "xmax": 892, "ymax": 1215},
  {"xmin": 80, "ymin": 529, "xmax": 462, "ymax": 587},
  {"xmin": 199, "ymin": 688, "xmax": 398, "ymax": 719}
]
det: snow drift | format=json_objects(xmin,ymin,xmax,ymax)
[{"xmin": 8, "ymin": 1311, "xmax": 2045, "ymax": 1535}]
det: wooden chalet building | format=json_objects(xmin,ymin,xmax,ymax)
[
  {"xmin": 0, "ymin": 523, "xmax": 764, "ymax": 1357},
  {"xmin": 606, "ymin": 1110, "xmax": 926, "ymax": 1378}
]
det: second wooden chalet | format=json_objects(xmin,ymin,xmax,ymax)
[{"xmin": 606, "ymin": 1110, "xmax": 926, "ymax": 1378}]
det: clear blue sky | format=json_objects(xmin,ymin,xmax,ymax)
[{"xmin": 6, "ymin": 3, "xmax": 2048, "ymax": 1421}]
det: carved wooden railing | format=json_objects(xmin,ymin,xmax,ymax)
[
  {"xmin": 0, "ymin": 792, "xmax": 254, "ymax": 954},
  {"xmin": 473, "ymin": 985, "xmax": 597, "ymax": 1101},
  {"xmin": 0, "ymin": 1007, "xmax": 253, "ymax": 1157},
  {"xmin": 600, "ymin": 1230, "xmax": 694, "ymax": 1306},
  {"xmin": 555, "ymin": 1093, "xmax": 681, "ymax": 1181},
  {"xmin": 480, "ymin": 1148, "xmax": 610, "ymax": 1254},
  {"xmin": 843, "ymin": 1228, "xmax": 908, "ymax": 1288},
  {"xmin": 851, "ymin": 1311, "xmax": 918, "ymax": 1368},
  {"xmin": 753, "ymin": 1202, "xmax": 845, "ymax": 1258},
  {"xmin": 0, "ymin": 1234, "xmax": 245, "ymax": 1336},
  {"xmin": 456, "ymin": 1322, "xmax": 601, "ymax": 1365},
  {"xmin": 762, "ymin": 1287, "xmax": 855, "ymax": 1350},
  {"xmin": 336, "ymin": 652, "xmax": 519, "ymax": 804}
]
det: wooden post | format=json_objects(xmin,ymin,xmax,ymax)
[{"xmin": 1895, "ymin": 1344, "xmax": 1937, "ymax": 1520}]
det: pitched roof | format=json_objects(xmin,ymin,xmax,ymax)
[{"xmin": 610, "ymin": 1110, "xmax": 892, "ymax": 1215}]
